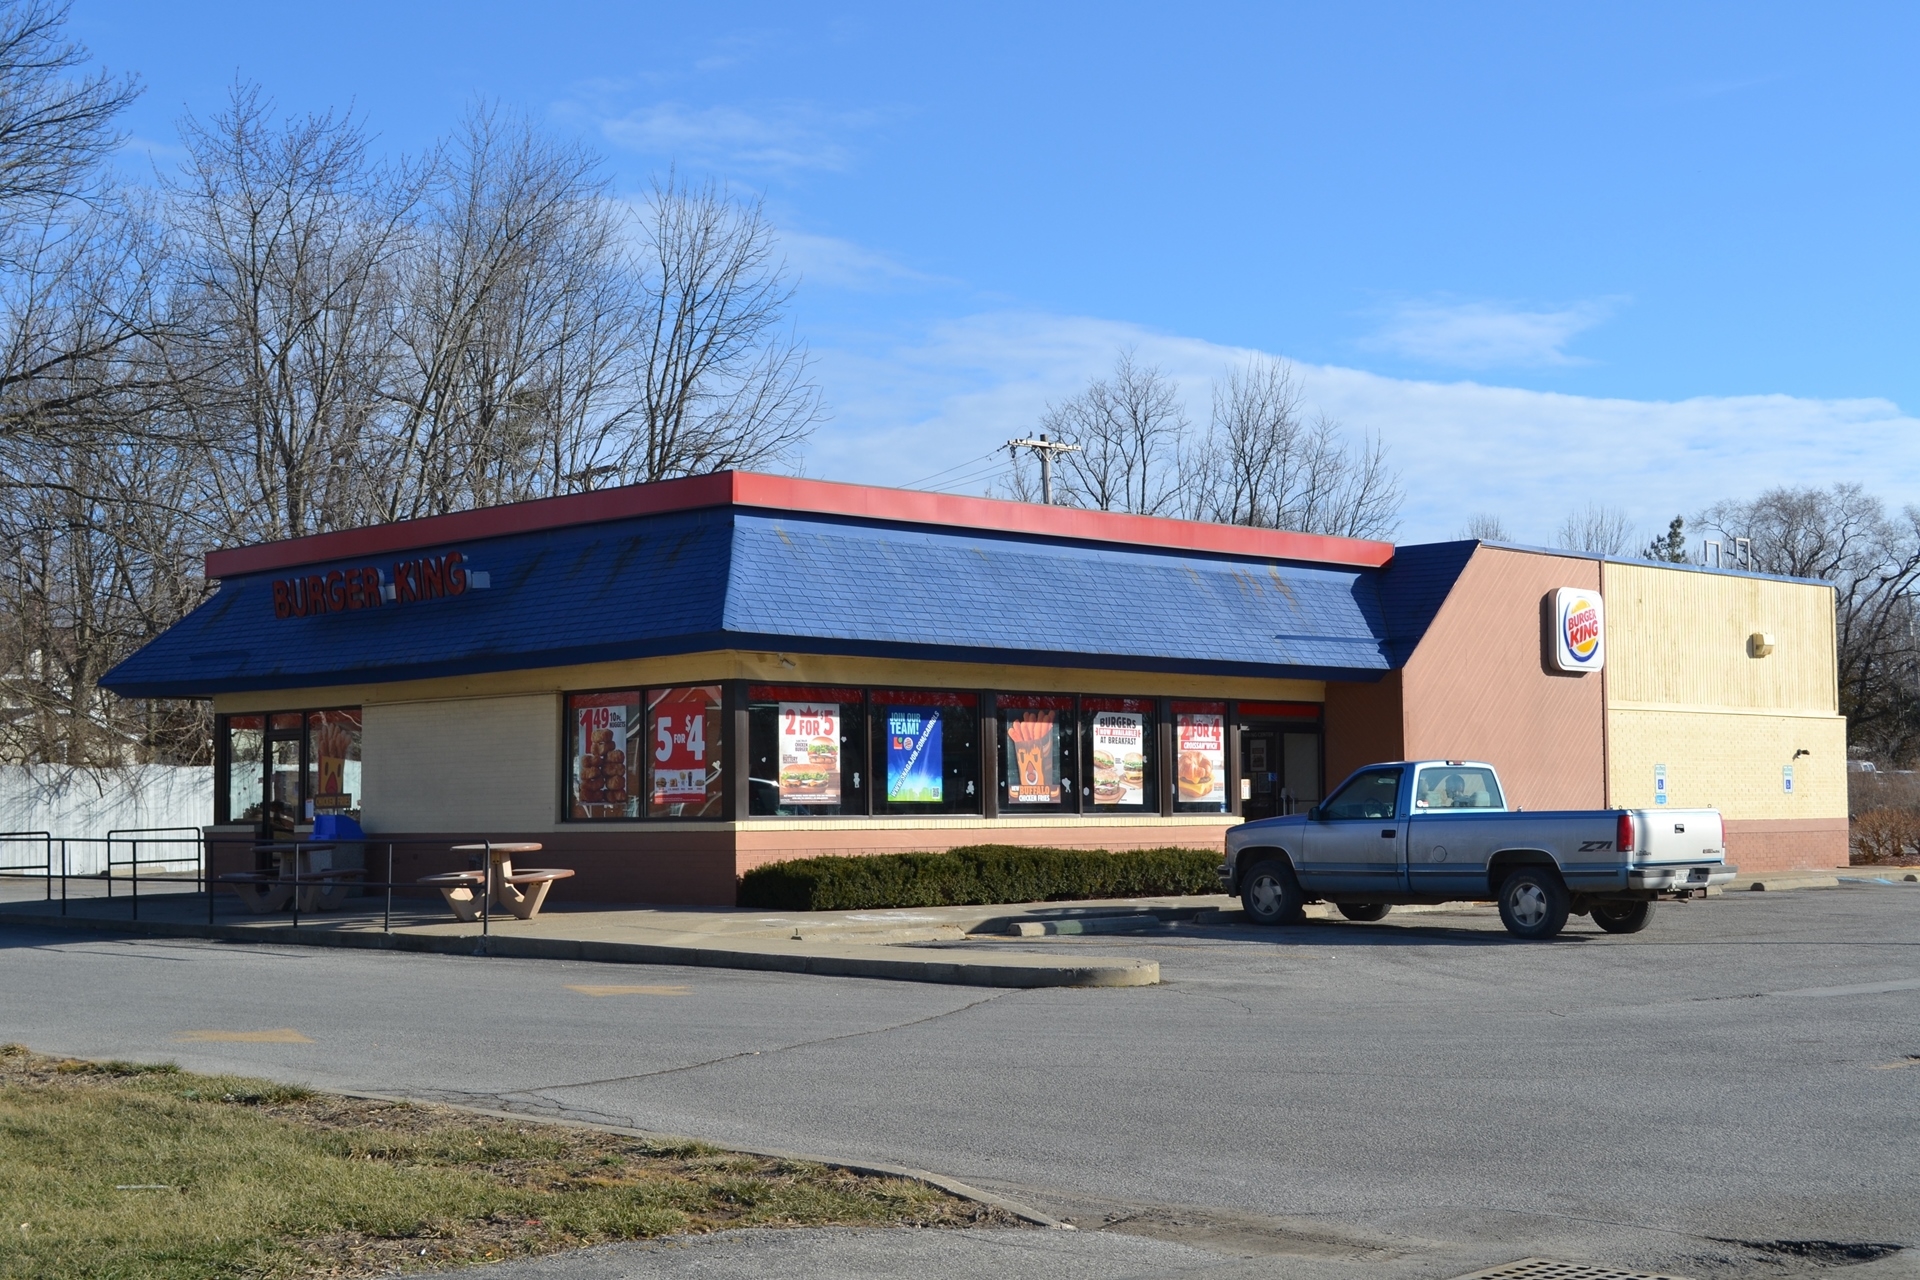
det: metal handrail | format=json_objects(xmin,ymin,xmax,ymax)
[
  {"xmin": 24, "ymin": 830, "xmax": 512, "ymax": 943},
  {"xmin": 105, "ymin": 827, "xmax": 206, "ymax": 922},
  {"xmin": 0, "ymin": 831, "xmax": 54, "ymax": 905}
]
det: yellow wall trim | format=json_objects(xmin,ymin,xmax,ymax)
[{"xmin": 212, "ymin": 649, "xmax": 1325, "ymax": 714}]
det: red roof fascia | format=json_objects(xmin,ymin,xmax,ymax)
[{"xmin": 204, "ymin": 471, "xmax": 1395, "ymax": 578}]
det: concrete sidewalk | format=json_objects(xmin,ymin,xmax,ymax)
[{"xmin": 0, "ymin": 884, "xmax": 1167, "ymax": 989}]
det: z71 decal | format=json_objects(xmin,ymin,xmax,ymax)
[{"xmin": 1577, "ymin": 839, "xmax": 1614, "ymax": 852}]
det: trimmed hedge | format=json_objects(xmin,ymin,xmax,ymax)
[{"xmin": 737, "ymin": 844, "xmax": 1221, "ymax": 911}]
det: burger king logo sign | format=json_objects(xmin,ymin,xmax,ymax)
[{"xmin": 1552, "ymin": 587, "xmax": 1605, "ymax": 672}]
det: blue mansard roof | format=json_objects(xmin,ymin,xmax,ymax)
[{"xmin": 101, "ymin": 482, "xmax": 1478, "ymax": 698}]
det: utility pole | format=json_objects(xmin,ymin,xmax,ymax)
[{"xmin": 1004, "ymin": 433, "xmax": 1080, "ymax": 504}]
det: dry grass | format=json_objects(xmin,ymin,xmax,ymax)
[{"xmin": 0, "ymin": 1045, "xmax": 1011, "ymax": 1279}]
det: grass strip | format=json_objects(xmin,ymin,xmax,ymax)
[
  {"xmin": 0, "ymin": 1044, "xmax": 1009, "ymax": 1279},
  {"xmin": 737, "ymin": 843, "xmax": 1221, "ymax": 910}
]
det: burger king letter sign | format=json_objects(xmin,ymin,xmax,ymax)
[{"xmin": 1552, "ymin": 587, "xmax": 1606, "ymax": 672}]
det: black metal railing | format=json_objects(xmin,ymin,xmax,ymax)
[
  {"xmin": 2, "ymin": 831, "xmax": 517, "ymax": 939},
  {"xmin": 0, "ymin": 830, "xmax": 54, "ymax": 905}
]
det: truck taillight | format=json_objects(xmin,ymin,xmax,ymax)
[{"xmin": 1616, "ymin": 812, "xmax": 1635, "ymax": 854}]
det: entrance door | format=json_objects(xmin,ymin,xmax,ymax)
[
  {"xmin": 1241, "ymin": 729, "xmax": 1281, "ymax": 821},
  {"xmin": 1239, "ymin": 723, "xmax": 1322, "ymax": 821},
  {"xmin": 1300, "ymin": 765, "xmax": 1406, "ymax": 895},
  {"xmin": 263, "ymin": 712, "xmax": 305, "ymax": 836}
]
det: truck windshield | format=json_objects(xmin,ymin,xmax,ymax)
[
  {"xmin": 1321, "ymin": 768, "xmax": 1403, "ymax": 820},
  {"xmin": 1413, "ymin": 766, "xmax": 1503, "ymax": 811}
]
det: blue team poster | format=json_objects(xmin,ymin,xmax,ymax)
[{"xmin": 886, "ymin": 710, "xmax": 943, "ymax": 802}]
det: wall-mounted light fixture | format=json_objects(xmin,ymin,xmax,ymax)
[
  {"xmin": 1793, "ymin": 748, "xmax": 1810, "ymax": 759},
  {"xmin": 1749, "ymin": 632, "xmax": 1775, "ymax": 658}
]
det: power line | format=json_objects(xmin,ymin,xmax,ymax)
[{"xmin": 903, "ymin": 448, "xmax": 1004, "ymax": 490}]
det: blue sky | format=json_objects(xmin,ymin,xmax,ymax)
[{"xmin": 72, "ymin": 1, "xmax": 1920, "ymax": 543}]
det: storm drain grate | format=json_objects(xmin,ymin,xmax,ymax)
[{"xmin": 1452, "ymin": 1261, "xmax": 1695, "ymax": 1280}]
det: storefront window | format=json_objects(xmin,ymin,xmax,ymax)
[
  {"xmin": 1082, "ymin": 697, "xmax": 1156, "ymax": 811},
  {"xmin": 567, "ymin": 691, "xmax": 642, "ymax": 819},
  {"xmin": 872, "ymin": 690, "xmax": 980, "ymax": 815},
  {"xmin": 1173, "ymin": 701, "xmax": 1228, "ymax": 813},
  {"xmin": 997, "ymin": 694, "xmax": 1076, "ymax": 812},
  {"xmin": 748, "ymin": 686, "xmax": 867, "ymax": 816},
  {"xmin": 306, "ymin": 709, "xmax": 363, "ymax": 821},
  {"xmin": 222, "ymin": 715, "xmax": 264, "ymax": 824},
  {"xmin": 647, "ymin": 685, "xmax": 725, "ymax": 818}
]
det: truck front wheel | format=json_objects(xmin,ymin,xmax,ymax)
[
  {"xmin": 1497, "ymin": 868, "xmax": 1570, "ymax": 940},
  {"xmin": 1242, "ymin": 859, "xmax": 1305, "ymax": 925},
  {"xmin": 1591, "ymin": 900, "xmax": 1654, "ymax": 934}
]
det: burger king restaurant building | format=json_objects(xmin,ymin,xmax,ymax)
[{"xmin": 102, "ymin": 473, "xmax": 1851, "ymax": 905}]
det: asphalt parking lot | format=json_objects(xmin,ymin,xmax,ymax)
[{"xmin": 2, "ymin": 884, "xmax": 1915, "ymax": 1278}]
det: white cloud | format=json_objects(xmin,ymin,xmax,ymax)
[
  {"xmin": 778, "ymin": 230, "xmax": 948, "ymax": 292},
  {"xmin": 802, "ymin": 310, "xmax": 1920, "ymax": 546},
  {"xmin": 1363, "ymin": 296, "xmax": 1620, "ymax": 369},
  {"xmin": 594, "ymin": 101, "xmax": 870, "ymax": 173}
]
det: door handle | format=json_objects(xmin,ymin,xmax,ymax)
[{"xmin": 1380, "ymin": 828, "xmax": 1397, "ymax": 838}]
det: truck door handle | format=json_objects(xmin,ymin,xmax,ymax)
[{"xmin": 1380, "ymin": 829, "xmax": 1397, "ymax": 838}]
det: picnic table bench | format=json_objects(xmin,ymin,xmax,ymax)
[
  {"xmin": 218, "ymin": 843, "xmax": 363, "ymax": 914},
  {"xmin": 418, "ymin": 843, "xmax": 573, "ymax": 921}
]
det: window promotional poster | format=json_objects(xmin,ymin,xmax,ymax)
[
  {"xmin": 1005, "ymin": 710, "xmax": 1061, "ymax": 804},
  {"xmin": 777, "ymin": 702, "xmax": 840, "ymax": 805},
  {"xmin": 650, "ymin": 689, "xmax": 715, "ymax": 806},
  {"xmin": 1090, "ymin": 711, "xmax": 1146, "ymax": 806},
  {"xmin": 573, "ymin": 696, "xmax": 636, "ymax": 817},
  {"xmin": 1177, "ymin": 713, "xmax": 1225, "ymax": 804},
  {"xmin": 886, "ymin": 709, "xmax": 943, "ymax": 803}
]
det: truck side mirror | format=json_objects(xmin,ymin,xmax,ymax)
[{"xmin": 1307, "ymin": 805, "xmax": 1324, "ymax": 822}]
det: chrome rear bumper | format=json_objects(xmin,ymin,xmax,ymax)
[{"xmin": 1628, "ymin": 863, "xmax": 1736, "ymax": 891}]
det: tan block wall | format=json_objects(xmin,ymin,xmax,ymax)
[
  {"xmin": 1601, "ymin": 562, "xmax": 1838, "ymax": 712},
  {"xmin": 361, "ymin": 694, "xmax": 560, "ymax": 833},
  {"xmin": 1605, "ymin": 706, "xmax": 1847, "ymax": 819},
  {"xmin": 1600, "ymin": 561, "xmax": 1845, "ymax": 871}
]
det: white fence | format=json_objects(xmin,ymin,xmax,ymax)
[{"xmin": 0, "ymin": 765, "xmax": 211, "ymax": 875}]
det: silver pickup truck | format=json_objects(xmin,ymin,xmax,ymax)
[{"xmin": 1220, "ymin": 760, "xmax": 1736, "ymax": 939}]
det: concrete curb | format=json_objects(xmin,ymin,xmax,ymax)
[
  {"xmin": 1731, "ymin": 874, "xmax": 1843, "ymax": 892},
  {"xmin": 0, "ymin": 908, "xmax": 1158, "ymax": 989},
  {"xmin": 333, "ymin": 1089, "xmax": 1075, "ymax": 1230}
]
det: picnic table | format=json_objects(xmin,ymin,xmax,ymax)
[
  {"xmin": 417, "ymin": 842, "xmax": 573, "ymax": 922},
  {"xmin": 217, "ymin": 842, "xmax": 363, "ymax": 914}
]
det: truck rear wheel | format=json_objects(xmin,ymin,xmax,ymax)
[
  {"xmin": 1497, "ymin": 867, "xmax": 1570, "ymax": 940},
  {"xmin": 1591, "ymin": 900, "xmax": 1654, "ymax": 934},
  {"xmin": 1241, "ymin": 859, "xmax": 1305, "ymax": 925},
  {"xmin": 1337, "ymin": 903, "xmax": 1391, "ymax": 922}
]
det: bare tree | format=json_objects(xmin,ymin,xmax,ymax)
[
  {"xmin": 1556, "ymin": 503, "xmax": 1634, "ymax": 555},
  {"xmin": 166, "ymin": 84, "xmax": 421, "ymax": 540},
  {"xmin": 1183, "ymin": 354, "xmax": 1401, "ymax": 538},
  {"xmin": 1043, "ymin": 348, "xmax": 1186, "ymax": 514},
  {"xmin": 0, "ymin": 20, "xmax": 836, "ymax": 768},
  {"xmin": 381, "ymin": 106, "xmax": 639, "ymax": 517},
  {"xmin": 1701, "ymin": 485, "xmax": 1920, "ymax": 763},
  {"xmin": 0, "ymin": 0, "xmax": 137, "ymax": 243},
  {"xmin": 1460, "ymin": 513, "xmax": 1508, "ymax": 541},
  {"xmin": 618, "ymin": 172, "xmax": 819, "ymax": 482},
  {"xmin": 1290, "ymin": 414, "xmax": 1401, "ymax": 540}
]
